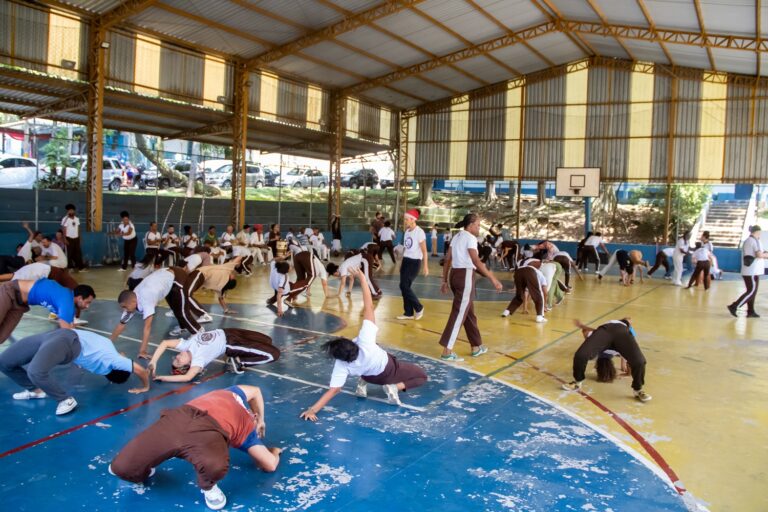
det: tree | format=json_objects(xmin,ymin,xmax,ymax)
[
  {"xmin": 536, "ymin": 180, "xmax": 547, "ymax": 206},
  {"xmin": 418, "ymin": 179, "xmax": 434, "ymax": 206},
  {"xmin": 133, "ymin": 133, "xmax": 220, "ymax": 196},
  {"xmin": 41, "ymin": 128, "xmax": 71, "ymax": 178},
  {"xmin": 484, "ymin": 179, "xmax": 498, "ymax": 203},
  {"xmin": 507, "ymin": 180, "xmax": 516, "ymax": 206}
]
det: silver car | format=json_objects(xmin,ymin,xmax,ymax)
[
  {"xmin": 205, "ymin": 163, "xmax": 268, "ymax": 189},
  {"xmin": 275, "ymin": 168, "xmax": 327, "ymax": 188},
  {"xmin": 0, "ymin": 154, "xmax": 37, "ymax": 189}
]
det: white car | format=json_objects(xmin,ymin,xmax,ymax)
[{"xmin": 0, "ymin": 154, "xmax": 37, "ymax": 189}]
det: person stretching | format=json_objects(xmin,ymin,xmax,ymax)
[
  {"xmin": 562, "ymin": 319, "xmax": 651, "ymax": 402},
  {"xmin": 109, "ymin": 385, "xmax": 281, "ymax": 510},
  {"xmin": 0, "ymin": 328, "xmax": 149, "ymax": 415},
  {"xmin": 300, "ymin": 268, "xmax": 427, "ymax": 420},
  {"xmin": 149, "ymin": 328, "xmax": 280, "ymax": 380}
]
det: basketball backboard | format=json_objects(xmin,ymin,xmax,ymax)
[{"xmin": 555, "ymin": 167, "xmax": 600, "ymax": 197}]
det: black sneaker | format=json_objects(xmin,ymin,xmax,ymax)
[
  {"xmin": 746, "ymin": 312, "xmax": 761, "ymax": 318},
  {"xmin": 727, "ymin": 304, "xmax": 738, "ymax": 317}
]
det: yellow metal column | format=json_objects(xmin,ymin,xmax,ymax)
[
  {"xmin": 231, "ymin": 62, "xmax": 249, "ymax": 227},
  {"xmin": 85, "ymin": 22, "xmax": 106, "ymax": 232},
  {"xmin": 663, "ymin": 76, "xmax": 678, "ymax": 244},
  {"xmin": 328, "ymin": 93, "xmax": 344, "ymax": 227}
]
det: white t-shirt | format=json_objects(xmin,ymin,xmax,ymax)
[
  {"xmin": 18, "ymin": 241, "xmax": 35, "ymax": 262},
  {"xmin": 250, "ymin": 232, "xmax": 266, "ymax": 246},
  {"xmin": 236, "ymin": 230, "xmax": 250, "ymax": 245},
  {"xmin": 118, "ymin": 222, "xmax": 136, "ymax": 240},
  {"xmin": 176, "ymin": 329, "xmax": 227, "ymax": 369},
  {"xmin": 311, "ymin": 254, "xmax": 329, "ymax": 280},
  {"xmin": 12, "ymin": 262, "xmax": 51, "ymax": 281},
  {"xmin": 162, "ymin": 233, "xmax": 179, "ymax": 249},
  {"xmin": 288, "ymin": 238, "xmax": 307, "ymax": 255},
  {"xmin": 443, "ymin": 232, "xmax": 452, "ymax": 243},
  {"xmin": 692, "ymin": 247, "xmax": 710, "ymax": 262},
  {"xmin": 269, "ymin": 261, "xmax": 290, "ymax": 293},
  {"xmin": 585, "ymin": 235, "xmax": 602, "ymax": 247},
  {"xmin": 145, "ymin": 231, "xmax": 161, "ymax": 248},
  {"xmin": 449, "ymin": 230, "xmax": 478, "ymax": 269},
  {"xmin": 378, "ymin": 227, "xmax": 395, "ymax": 242},
  {"xmin": 431, "ymin": 228, "xmax": 438, "ymax": 239},
  {"xmin": 403, "ymin": 227, "xmax": 426, "ymax": 259},
  {"xmin": 554, "ymin": 250, "xmax": 572, "ymax": 261},
  {"xmin": 662, "ymin": 247, "xmax": 674, "ymax": 257},
  {"xmin": 741, "ymin": 236, "xmax": 765, "ymax": 276},
  {"xmin": 220, "ymin": 233, "xmax": 236, "ymax": 247},
  {"xmin": 42, "ymin": 243, "xmax": 68, "ymax": 268},
  {"xmin": 61, "ymin": 215, "xmax": 80, "ymax": 238},
  {"xmin": 675, "ymin": 238, "xmax": 689, "ymax": 256},
  {"xmin": 533, "ymin": 266, "xmax": 547, "ymax": 287},
  {"xmin": 134, "ymin": 269, "xmax": 174, "ymax": 319},
  {"xmin": 183, "ymin": 234, "xmax": 198, "ymax": 249},
  {"xmin": 185, "ymin": 253, "xmax": 203, "ymax": 272},
  {"xmin": 304, "ymin": 228, "xmax": 313, "ymax": 238},
  {"xmin": 338, "ymin": 254, "xmax": 363, "ymax": 277},
  {"xmin": 329, "ymin": 320, "xmax": 388, "ymax": 387}
]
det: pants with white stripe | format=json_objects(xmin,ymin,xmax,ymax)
[
  {"xmin": 166, "ymin": 267, "xmax": 202, "ymax": 334},
  {"xmin": 359, "ymin": 254, "xmax": 381, "ymax": 296},
  {"xmin": 731, "ymin": 275, "xmax": 760, "ymax": 314},
  {"xmin": 439, "ymin": 268, "xmax": 481, "ymax": 350},
  {"xmin": 288, "ymin": 252, "xmax": 317, "ymax": 300},
  {"xmin": 505, "ymin": 267, "xmax": 544, "ymax": 316},
  {"xmin": 222, "ymin": 328, "xmax": 280, "ymax": 366}
]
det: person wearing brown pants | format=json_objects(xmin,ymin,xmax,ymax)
[
  {"xmin": 502, "ymin": 265, "xmax": 548, "ymax": 323},
  {"xmin": 110, "ymin": 385, "xmax": 281, "ymax": 510},
  {"xmin": 287, "ymin": 251, "xmax": 328, "ymax": 301},
  {"xmin": 438, "ymin": 214, "xmax": 502, "ymax": 361}
]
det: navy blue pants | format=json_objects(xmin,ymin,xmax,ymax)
[{"xmin": 399, "ymin": 257, "xmax": 423, "ymax": 316}]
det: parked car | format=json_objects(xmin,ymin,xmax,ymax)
[
  {"xmin": 262, "ymin": 167, "xmax": 277, "ymax": 187},
  {"xmin": 276, "ymin": 168, "xmax": 327, "ymax": 188},
  {"xmin": 341, "ymin": 168, "xmax": 378, "ymax": 189},
  {"xmin": 51, "ymin": 156, "xmax": 126, "ymax": 191},
  {"xmin": 204, "ymin": 163, "xmax": 268, "ymax": 189},
  {"xmin": 0, "ymin": 154, "xmax": 37, "ymax": 189}
]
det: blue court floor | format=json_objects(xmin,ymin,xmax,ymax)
[{"xmin": 0, "ymin": 299, "xmax": 688, "ymax": 511}]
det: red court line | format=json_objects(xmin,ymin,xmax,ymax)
[
  {"xmin": 0, "ymin": 371, "xmax": 225, "ymax": 460},
  {"xmin": 498, "ymin": 352, "xmax": 687, "ymax": 495}
]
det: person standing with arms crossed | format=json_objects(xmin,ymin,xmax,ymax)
[
  {"xmin": 114, "ymin": 211, "xmax": 137, "ymax": 271},
  {"xmin": 438, "ymin": 214, "xmax": 503, "ymax": 361},
  {"xmin": 397, "ymin": 209, "xmax": 428, "ymax": 321},
  {"xmin": 728, "ymin": 225, "xmax": 767, "ymax": 318},
  {"xmin": 61, "ymin": 204, "xmax": 86, "ymax": 272}
]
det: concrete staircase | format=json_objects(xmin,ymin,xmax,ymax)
[{"xmin": 701, "ymin": 200, "xmax": 749, "ymax": 248}]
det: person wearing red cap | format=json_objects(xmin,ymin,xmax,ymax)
[
  {"xmin": 397, "ymin": 209, "xmax": 428, "ymax": 320},
  {"xmin": 438, "ymin": 213, "xmax": 503, "ymax": 361}
]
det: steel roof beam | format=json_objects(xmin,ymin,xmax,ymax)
[
  {"xmin": 20, "ymin": 91, "xmax": 88, "ymax": 119},
  {"xmin": 532, "ymin": 0, "xmax": 595, "ymax": 57},
  {"xmin": 99, "ymin": 0, "xmax": 158, "ymax": 30},
  {"xmin": 635, "ymin": 0, "xmax": 675, "ymax": 66},
  {"xmin": 584, "ymin": 0, "xmax": 637, "ymax": 60},
  {"xmin": 693, "ymin": 0, "xmax": 717, "ymax": 71}
]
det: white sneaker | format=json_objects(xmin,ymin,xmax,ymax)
[
  {"xmin": 414, "ymin": 308, "xmax": 424, "ymax": 320},
  {"xmin": 382, "ymin": 384, "xmax": 401, "ymax": 405},
  {"xmin": 198, "ymin": 313, "xmax": 213, "ymax": 323},
  {"xmin": 535, "ymin": 315, "xmax": 547, "ymax": 323},
  {"xmin": 117, "ymin": 268, "xmax": 127, "ymax": 272},
  {"xmin": 48, "ymin": 312, "xmax": 58, "ymax": 321},
  {"xmin": 73, "ymin": 318, "xmax": 88, "ymax": 326},
  {"xmin": 562, "ymin": 381, "xmax": 582, "ymax": 391},
  {"xmin": 169, "ymin": 326, "xmax": 184, "ymax": 337},
  {"xmin": 634, "ymin": 389, "xmax": 652, "ymax": 402},
  {"xmin": 56, "ymin": 397, "xmax": 78, "ymax": 415},
  {"xmin": 501, "ymin": 309, "xmax": 510, "ymax": 317},
  {"xmin": 228, "ymin": 357, "xmax": 244, "ymax": 375},
  {"xmin": 165, "ymin": 311, "xmax": 175, "ymax": 317},
  {"xmin": 202, "ymin": 484, "xmax": 227, "ymax": 510},
  {"xmin": 13, "ymin": 389, "xmax": 46, "ymax": 400},
  {"xmin": 396, "ymin": 315, "xmax": 414, "ymax": 320},
  {"xmin": 355, "ymin": 378, "xmax": 368, "ymax": 398}
]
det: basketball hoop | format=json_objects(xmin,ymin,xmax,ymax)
[{"xmin": 572, "ymin": 188, "xmax": 582, "ymax": 195}]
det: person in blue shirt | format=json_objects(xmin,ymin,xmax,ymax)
[
  {"xmin": 0, "ymin": 279, "xmax": 95, "ymax": 343},
  {"xmin": 0, "ymin": 328, "xmax": 150, "ymax": 415}
]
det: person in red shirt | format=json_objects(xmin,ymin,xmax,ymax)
[{"xmin": 109, "ymin": 385, "xmax": 281, "ymax": 510}]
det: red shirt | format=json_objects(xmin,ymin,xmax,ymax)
[{"xmin": 187, "ymin": 389, "xmax": 254, "ymax": 448}]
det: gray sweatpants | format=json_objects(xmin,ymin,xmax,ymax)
[{"xmin": 0, "ymin": 329, "xmax": 81, "ymax": 401}]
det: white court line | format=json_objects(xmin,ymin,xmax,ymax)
[
  {"xmin": 206, "ymin": 311, "xmax": 340, "ymax": 337},
  {"xmin": 26, "ymin": 314, "xmax": 425, "ymax": 413}
]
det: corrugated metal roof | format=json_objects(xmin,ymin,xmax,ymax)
[
  {"xmin": 712, "ymin": 48, "xmax": 757, "ymax": 75},
  {"xmin": 701, "ymin": 0, "xmax": 757, "ymax": 37},
  {"xmin": 247, "ymin": 0, "xmax": 344, "ymax": 30},
  {"xmin": 389, "ymin": 77, "xmax": 447, "ymax": 102},
  {"xmin": 162, "ymin": 0, "xmax": 302, "ymax": 46},
  {"xmin": 360, "ymin": 87, "xmax": 421, "ymax": 110},
  {"xmin": 473, "ymin": 0, "xmax": 548, "ymax": 31},
  {"xmin": 300, "ymin": 41, "xmax": 392, "ymax": 78},
  {"xmin": 130, "ymin": 8, "xmax": 263, "ymax": 57},
  {"xmin": 61, "ymin": 0, "xmax": 124, "ymax": 15},
  {"xmin": 578, "ymin": 33, "xmax": 631, "ymax": 60},
  {"xmin": 644, "ymin": 0, "xmax": 701, "ymax": 32},
  {"xmin": 335, "ymin": 26, "xmax": 427, "ymax": 68},
  {"xmin": 665, "ymin": 43, "xmax": 711, "ymax": 71},
  {"xmin": 547, "ymin": 0, "xmax": 601, "ymax": 21},
  {"xmin": 526, "ymin": 32, "xmax": 585, "ymax": 65},
  {"xmin": 418, "ymin": 0, "xmax": 503, "ymax": 46},
  {"xmin": 375, "ymin": 10, "xmax": 466, "ymax": 56},
  {"xmin": 592, "ymin": 0, "xmax": 647, "ymax": 25},
  {"xmin": 452, "ymin": 55, "xmax": 514, "ymax": 84},
  {"xmin": 269, "ymin": 55, "xmax": 358, "ymax": 87},
  {"xmin": 419, "ymin": 66, "xmax": 485, "ymax": 92},
  {"xmin": 489, "ymin": 44, "xmax": 549, "ymax": 74},
  {"xmin": 620, "ymin": 39, "xmax": 670, "ymax": 65}
]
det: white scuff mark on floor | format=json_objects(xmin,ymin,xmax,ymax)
[
  {"xmin": 346, "ymin": 409, "xmax": 467, "ymax": 438},
  {"xmin": 87, "ymin": 464, "xmax": 96, "ymax": 470},
  {"xmin": 270, "ymin": 463, "xmax": 352, "ymax": 511},
  {"xmin": 457, "ymin": 381, "xmax": 507, "ymax": 405},
  {"xmin": 288, "ymin": 457, "xmax": 304, "ymax": 465},
  {"xmin": 290, "ymin": 447, "xmax": 308, "ymax": 455},
  {"xmin": 336, "ymin": 438, "xmax": 351, "ymax": 443},
  {"xmin": 94, "ymin": 422, "xmax": 112, "ymax": 429},
  {"xmin": 549, "ymin": 453, "xmax": 609, "ymax": 474}
]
